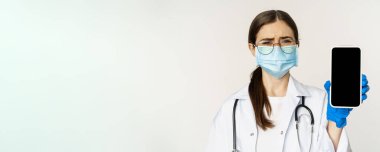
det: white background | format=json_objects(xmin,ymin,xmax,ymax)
[{"xmin": 0, "ymin": 0, "xmax": 379, "ymax": 151}]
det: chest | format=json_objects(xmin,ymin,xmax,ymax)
[{"xmin": 234, "ymin": 97, "xmax": 323, "ymax": 152}]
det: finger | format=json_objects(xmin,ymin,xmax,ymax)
[
  {"xmin": 362, "ymin": 73, "xmax": 367, "ymax": 80},
  {"xmin": 362, "ymin": 85, "xmax": 369, "ymax": 94},
  {"xmin": 362, "ymin": 94, "xmax": 367, "ymax": 101},
  {"xmin": 324, "ymin": 80, "xmax": 331, "ymax": 91},
  {"xmin": 362, "ymin": 77, "xmax": 368, "ymax": 86}
]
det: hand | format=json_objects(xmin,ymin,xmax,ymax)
[{"xmin": 324, "ymin": 74, "xmax": 370, "ymax": 128}]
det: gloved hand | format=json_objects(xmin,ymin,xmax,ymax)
[{"xmin": 324, "ymin": 74, "xmax": 370, "ymax": 128}]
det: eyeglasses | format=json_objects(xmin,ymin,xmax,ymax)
[{"xmin": 254, "ymin": 38, "xmax": 299, "ymax": 55}]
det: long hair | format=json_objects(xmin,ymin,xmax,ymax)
[{"xmin": 247, "ymin": 10, "xmax": 299, "ymax": 130}]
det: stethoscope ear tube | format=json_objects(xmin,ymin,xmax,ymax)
[{"xmin": 232, "ymin": 99, "xmax": 239, "ymax": 152}]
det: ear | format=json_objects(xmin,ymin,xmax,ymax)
[{"xmin": 248, "ymin": 43, "xmax": 256, "ymax": 56}]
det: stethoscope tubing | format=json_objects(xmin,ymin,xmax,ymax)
[{"xmin": 231, "ymin": 96, "xmax": 314, "ymax": 152}]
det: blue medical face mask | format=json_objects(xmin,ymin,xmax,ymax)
[{"xmin": 256, "ymin": 45, "xmax": 298, "ymax": 79}]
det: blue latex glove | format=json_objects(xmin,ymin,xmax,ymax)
[{"xmin": 324, "ymin": 74, "xmax": 370, "ymax": 128}]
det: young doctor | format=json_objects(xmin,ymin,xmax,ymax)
[{"xmin": 205, "ymin": 10, "xmax": 370, "ymax": 152}]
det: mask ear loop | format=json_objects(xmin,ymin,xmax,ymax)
[
  {"xmin": 291, "ymin": 41, "xmax": 299, "ymax": 67},
  {"xmin": 295, "ymin": 47, "xmax": 299, "ymax": 67},
  {"xmin": 255, "ymin": 46, "xmax": 261, "ymax": 66},
  {"xmin": 252, "ymin": 43, "xmax": 260, "ymax": 66}
]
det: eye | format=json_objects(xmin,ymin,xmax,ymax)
[
  {"xmin": 281, "ymin": 39, "xmax": 293, "ymax": 44},
  {"xmin": 259, "ymin": 41, "xmax": 272, "ymax": 45}
]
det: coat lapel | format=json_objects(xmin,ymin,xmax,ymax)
[
  {"xmin": 231, "ymin": 75, "xmax": 312, "ymax": 152},
  {"xmin": 231, "ymin": 75, "xmax": 311, "ymax": 136},
  {"xmin": 279, "ymin": 75, "xmax": 311, "ymax": 134}
]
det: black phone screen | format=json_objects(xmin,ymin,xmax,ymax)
[{"xmin": 331, "ymin": 47, "xmax": 361, "ymax": 107}]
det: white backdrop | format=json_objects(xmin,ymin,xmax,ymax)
[{"xmin": 1, "ymin": 0, "xmax": 379, "ymax": 152}]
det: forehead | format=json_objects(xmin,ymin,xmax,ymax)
[{"xmin": 256, "ymin": 20, "xmax": 295, "ymax": 41}]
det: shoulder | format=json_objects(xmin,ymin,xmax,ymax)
[
  {"xmin": 301, "ymin": 83, "xmax": 328, "ymax": 111},
  {"xmin": 290, "ymin": 75, "xmax": 327, "ymax": 101},
  {"xmin": 303, "ymin": 84, "xmax": 327, "ymax": 100},
  {"xmin": 302, "ymin": 84, "xmax": 328, "ymax": 119}
]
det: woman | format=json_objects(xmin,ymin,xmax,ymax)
[{"xmin": 205, "ymin": 10, "xmax": 370, "ymax": 152}]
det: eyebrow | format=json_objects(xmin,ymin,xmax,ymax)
[{"xmin": 258, "ymin": 36, "xmax": 294, "ymax": 41}]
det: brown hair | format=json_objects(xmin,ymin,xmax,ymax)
[{"xmin": 247, "ymin": 10, "xmax": 299, "ymax": 130}]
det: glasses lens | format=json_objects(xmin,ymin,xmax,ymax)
[
  {"xmin": 280, "ymin": 45, "xmax": 297, "ymax": 54},
  {"xmin": 257, "ymin": 46, "xmax": 273, "ymax": 55},
  {"xmin": 280, "ymin": 38, "xmax": 295, "ymax": 46}
]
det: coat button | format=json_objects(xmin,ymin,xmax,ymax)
[
  {"xmin": 250, "ymin": 133, "xmax": 255, "ymax": 136},
  {"xmin": 280, "ymin": 131, "xmax": 284, "ymax": 135}
]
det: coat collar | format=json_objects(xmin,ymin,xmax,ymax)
[
  {"xmin": 232, "ymin": 75, "xmax": 312, "ymax": 138},
  {"xmin": 232, "ymin": 75, "xmax": 311, "ymax": 100}
]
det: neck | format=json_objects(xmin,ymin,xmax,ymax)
[{"xmin": 262, "ymin": 70, "xmax": 290, "ymax": 97}]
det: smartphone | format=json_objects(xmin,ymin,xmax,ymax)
[{"xmin": 330, "ymin": 47, "xmax": 361, "ymax": 108}]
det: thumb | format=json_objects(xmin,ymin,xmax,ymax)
[{"xmin": 324, "ymin": 80, "xmax": 331, "ymax": 92}]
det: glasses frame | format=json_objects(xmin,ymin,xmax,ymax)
[{"xmin": 253, "ymin": 40, "xmax": 300, "ymax": 55}]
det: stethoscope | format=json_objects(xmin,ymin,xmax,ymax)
[{"xmin": 232, "ymin": 96, "xmax": 314, "ymax": 152}]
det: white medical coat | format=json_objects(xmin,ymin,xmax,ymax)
[{"xmin": 205, "ymin": 75, "xmax": 351, "ymax": 152}]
